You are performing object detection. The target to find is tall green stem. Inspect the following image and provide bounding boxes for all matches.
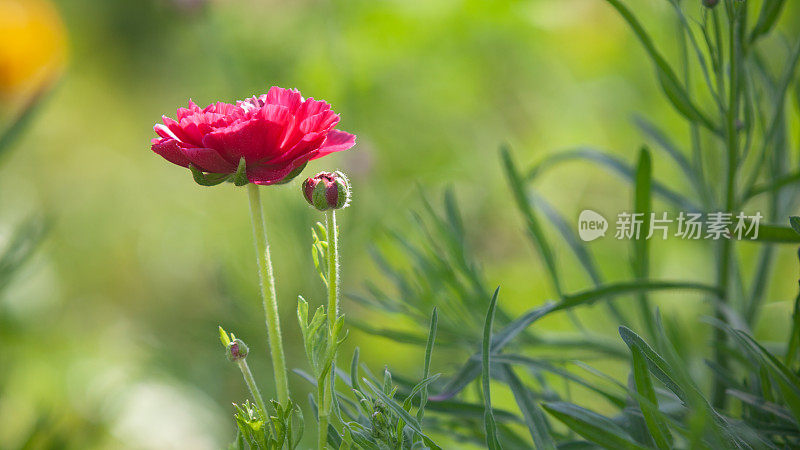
[712,5,742,408]
[318,210,340,450]
[247,183,290,405]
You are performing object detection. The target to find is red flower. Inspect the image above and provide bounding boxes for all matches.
[151,86,356,185]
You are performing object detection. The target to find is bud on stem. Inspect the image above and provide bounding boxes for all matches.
[302,171,351,211]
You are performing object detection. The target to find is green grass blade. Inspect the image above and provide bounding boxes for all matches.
[631,346,671,449]
[362,379,442,450]
[493,354,626,409]
[542,402,648,450]
[633,116,705,197]
[633,147,654,337]
[501,145,564,298]
[747,224,800,243]
[602,0,718,133]
[0,80,56,158]
[526,147,700,212]
[619,326,687,403]
[482,287,503,450]
[417,307,438,422]
[555,280,719,312]
[749,0,787,44]
[501,365,556,450]
[433,281,716,400]
[529,193,628,324]
[350,348,360,393]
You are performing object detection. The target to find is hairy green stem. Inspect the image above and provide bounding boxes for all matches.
[326,210,340,330]
[237,358,268,415]
[247,183,290,405]
[318,375,329,450]
[318,210,340,450]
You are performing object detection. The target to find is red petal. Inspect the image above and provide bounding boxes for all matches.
[152,139,191,168]
[313,130,356,158]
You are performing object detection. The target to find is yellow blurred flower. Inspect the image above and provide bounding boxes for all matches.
[0,0,67,96]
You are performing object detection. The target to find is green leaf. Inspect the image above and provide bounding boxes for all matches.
[542,402,648,450]
[556,281,720,312]
[219,326,231,347]
[501,146,564,297]
[232,157,249,186]
[529,194,628,324]
[482,287,503,450]
[433,281,716,401]
[749,0,787,44]
[417,307,438,422]
[602,0,718,133]
[501,365,556,450]
[633,146,654,336]
[526,147,700,212]
[189,164,231,186]
[748,224,800,243]
[790,217,800,236]
[0,80,56,158]
[729,329,800,424]
[630,345,671,449]
[619,326,687,404]
[350,348,360,393]
[362,379,442,450]
[633,116,704,200]
[492,354,626,409]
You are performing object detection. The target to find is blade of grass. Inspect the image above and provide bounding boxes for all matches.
[631,345,672,449]
[417,307,438,422]
[633,147,655,338]
[603,0,718,134]
[749,0,787,44]
[501,365,556,450]
[432,281,717,400]
[542,402,648,450]
[482,287,503,450]
[525,147,701,212]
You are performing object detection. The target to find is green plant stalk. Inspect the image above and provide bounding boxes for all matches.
[237,358,268,416]
[317,370,329,450]
[318,210,340,450]
[247,183,290,405]
[712,6,742,408]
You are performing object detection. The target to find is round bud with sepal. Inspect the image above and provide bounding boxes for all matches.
[302,171,351,211]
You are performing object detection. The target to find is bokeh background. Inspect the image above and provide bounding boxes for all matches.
[2,0,800,448]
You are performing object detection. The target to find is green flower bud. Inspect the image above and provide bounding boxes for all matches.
[226,339,249,362]
[302,171,351,211]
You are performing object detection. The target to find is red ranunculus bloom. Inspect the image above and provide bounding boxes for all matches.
[151,86,356,185]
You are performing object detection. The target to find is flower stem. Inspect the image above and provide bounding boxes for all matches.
[318,376,329,450]
[237,358,268,415]
[247,183,290,405]
[318,210,340,450]
[326,210,340,330]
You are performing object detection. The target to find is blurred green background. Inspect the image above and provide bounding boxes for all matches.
[1,0,800,448]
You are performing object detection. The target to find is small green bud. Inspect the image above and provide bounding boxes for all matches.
[226,339,249,362]
[302,171,351,211]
